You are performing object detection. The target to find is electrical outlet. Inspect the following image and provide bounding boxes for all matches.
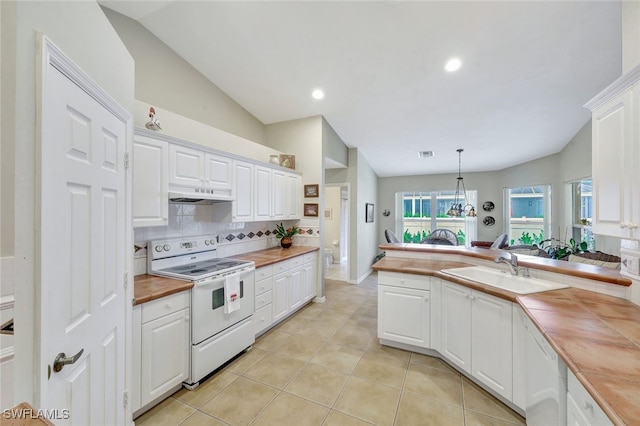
[621,250,640,276]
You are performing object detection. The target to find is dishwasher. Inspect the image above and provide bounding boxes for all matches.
[523,313,567,425]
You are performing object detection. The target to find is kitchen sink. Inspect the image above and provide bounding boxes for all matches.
[441,266,569,294]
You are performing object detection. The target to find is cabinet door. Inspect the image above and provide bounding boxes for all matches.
[592,90,634,237]
[512,305,527,411]
[290,267,303,311]
[169,144,204,188]
[471,291,513,400]
[254,165,272,221]
[378,285,430,348]
[140,308,190,407]
[441,281,472,372]
[286,173,301,219]
[273,272,290,322]
[272,169,287,220]
[204,153,233,196]
[232,160,254,222]
[133,135,168,227]
[302,258,317,302]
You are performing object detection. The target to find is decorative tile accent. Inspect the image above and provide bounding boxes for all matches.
[237,233,246,240]
[265,230,271,236]
[247,232,255,239]
[225,234,235,241]
[307,229,314,235]
[257,231,264,237]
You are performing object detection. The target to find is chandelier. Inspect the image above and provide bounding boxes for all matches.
[446,149,476,218]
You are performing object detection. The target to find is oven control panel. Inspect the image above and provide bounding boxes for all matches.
[149,235,218,259]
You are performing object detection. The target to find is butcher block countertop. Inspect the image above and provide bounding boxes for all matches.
[228,246,319,268]
[373,249,640,425]
[133,246,319,305]
[133,274,193,306]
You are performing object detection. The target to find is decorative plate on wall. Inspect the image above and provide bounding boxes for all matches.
[483,216,496,227]
[482,201,495,212]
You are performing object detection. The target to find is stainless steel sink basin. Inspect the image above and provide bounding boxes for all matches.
[441,266,569,294]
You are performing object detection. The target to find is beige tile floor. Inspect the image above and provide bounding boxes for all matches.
[135,272,526,426]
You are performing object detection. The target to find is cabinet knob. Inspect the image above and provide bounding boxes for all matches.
[165,303,172,309]
[185,316,190,321]
[620,222,628,229]
[630,223,638,229]
[583,401,593,411]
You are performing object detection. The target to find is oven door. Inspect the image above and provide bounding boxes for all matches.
[192,268,255,344]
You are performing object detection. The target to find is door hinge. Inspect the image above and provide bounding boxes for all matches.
[123,390,128,408]
[124,152,130,169]
[123,272,128,289]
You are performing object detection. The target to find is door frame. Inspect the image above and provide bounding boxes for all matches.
[32,34,133,420]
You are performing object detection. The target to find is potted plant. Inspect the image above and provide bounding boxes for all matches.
[275,222,300,249]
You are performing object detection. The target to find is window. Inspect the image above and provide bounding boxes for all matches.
[504,185,550,246]
[400,191,477,245]
[572,179,594,250]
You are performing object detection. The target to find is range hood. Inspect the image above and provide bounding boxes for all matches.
[169,187,235,204]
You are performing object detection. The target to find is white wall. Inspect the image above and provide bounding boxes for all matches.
[354,149,378,283]
[623,0,640,73]
[322,117,349,167]
[7,0,135,407]
[102,7,267,144]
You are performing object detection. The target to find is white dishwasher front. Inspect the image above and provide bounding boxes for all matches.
[524,314,567,426]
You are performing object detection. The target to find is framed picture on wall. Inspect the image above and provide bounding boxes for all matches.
[324,208,332,220]
[366,203,374,223]
[304,203,319,217]
[304,184,319,198]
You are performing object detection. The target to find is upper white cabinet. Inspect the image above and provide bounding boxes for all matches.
[204,153,233,198]
[254,165,272,221]
[252,164,300,222]
[232,160,254,222]
[169,144,205,188]
[133,134,168,227]
[586,66,640,238]
[286,173,301,219]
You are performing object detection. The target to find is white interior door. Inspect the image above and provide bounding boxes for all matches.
[38,39,129,425]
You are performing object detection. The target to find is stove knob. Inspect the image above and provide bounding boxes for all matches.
[154,245,162,253]
[210,239,216,245]
[204,240,210,246]
[163,244,170,251]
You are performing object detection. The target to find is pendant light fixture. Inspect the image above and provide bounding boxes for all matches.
[446,149,476,218]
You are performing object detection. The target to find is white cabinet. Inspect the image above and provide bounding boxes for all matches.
[133,291,190,415]
[567,370,613,426]
[232,160,254,222]
[587,70,640,238]
[273,267,291,322]
[254,265,274,336]
[169,144,233,198]
[302,252,317,302]
[169,144,205,188]
[133,134,168,227]
[441,280,513,401]
[253,165,301,222]
[512,305,527,411]
[378,272,431,348]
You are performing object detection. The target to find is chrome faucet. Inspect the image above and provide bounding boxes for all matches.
[495,252,519,276]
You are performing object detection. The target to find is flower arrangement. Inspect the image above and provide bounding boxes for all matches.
[274,222,301,239]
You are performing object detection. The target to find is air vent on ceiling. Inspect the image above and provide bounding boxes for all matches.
[418,150,435,158]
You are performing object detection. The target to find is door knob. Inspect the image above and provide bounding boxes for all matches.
[53,348,84,373]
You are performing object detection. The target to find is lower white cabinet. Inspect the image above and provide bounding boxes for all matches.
[133,291,190,416]
[378,272,431,348]
[567,370,613,426]
[440,280,513,401]
[257,252,318,333]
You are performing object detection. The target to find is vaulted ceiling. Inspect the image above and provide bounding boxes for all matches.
[101,1,622,177]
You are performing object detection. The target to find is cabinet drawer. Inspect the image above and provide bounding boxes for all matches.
[272,259,291,275]
[255,290,273,311]
[255,277,273,296]
[141,291,190,324]
[378,271,430,290]
[255,265,273,281]
[254,303,273,336]
[568,370,613,425]
[302,252,316,264]
[289,256,304,268]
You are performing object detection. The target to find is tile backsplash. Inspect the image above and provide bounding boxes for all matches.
[133,203,320,275]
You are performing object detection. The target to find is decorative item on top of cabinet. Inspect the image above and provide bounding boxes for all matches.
[279,154,295,169]
[269,154,280,165]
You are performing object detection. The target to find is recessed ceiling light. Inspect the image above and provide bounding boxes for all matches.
[311,89,325,100]
[418,150,435,158]
[445,58,462,72]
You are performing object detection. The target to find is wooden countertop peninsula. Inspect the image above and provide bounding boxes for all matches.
[374,243,639,425]
[133,246,319,305]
